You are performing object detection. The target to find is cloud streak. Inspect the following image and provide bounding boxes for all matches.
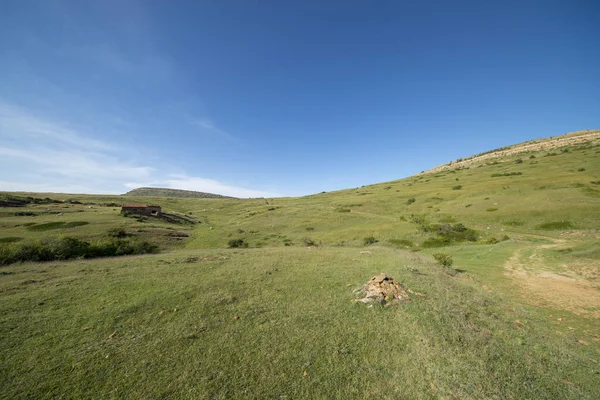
[0,102,277,197]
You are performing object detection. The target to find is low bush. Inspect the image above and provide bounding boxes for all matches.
[106,227,128,238]
[486,237,500,244]
[0,237,23,244]
[406,197,416,205]
[302,237,316,246]
[336,208,351,213]
[577,168,586,172]
[486,208,498,212]
[227,239,248,248]
[501,234,510,241]
[0,235,159,266]
[452,185,462,190]
[389,238,413,248]
[363,236,378,246]
[433,253,453,267]
[503,220,524,226]
[535,221,575,230]
[490,172,522,177]
[515,158,523,164]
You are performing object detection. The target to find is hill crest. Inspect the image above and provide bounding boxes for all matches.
[124,187,235,199]
[422,129,600,175]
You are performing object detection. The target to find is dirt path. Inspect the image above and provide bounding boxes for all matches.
[504,239,600,318]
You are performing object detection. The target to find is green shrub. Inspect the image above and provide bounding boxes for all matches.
[389,239,413,248]
[515,159,523,164]
[0,235,158,265]
[302,237,316,247]
[501,234,510,241]
[363,236,378,246]
[26,221,89,232]
[486,237,500,244]
[433,253,453,267]
[535,221,575,230]
[0,237,23,244]
[406,197,416,205]
[577,168,586,172]
[486,208,498,212]
[490,172,522,177]
[336,208,351,213]
[106,227,128,238]
[529,154,536,159]
[452,185,462,190]
[227,239,248,248]
[503,220,524,226]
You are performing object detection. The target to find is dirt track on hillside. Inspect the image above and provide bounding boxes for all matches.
[504,239,600,318]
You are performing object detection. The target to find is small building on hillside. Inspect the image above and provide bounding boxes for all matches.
[121,204,161,216]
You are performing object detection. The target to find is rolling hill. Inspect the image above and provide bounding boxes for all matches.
[124,187,235,199]
[1,129,599,398]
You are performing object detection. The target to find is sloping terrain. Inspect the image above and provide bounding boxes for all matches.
[125,187,236,199]
[1,130,599,398]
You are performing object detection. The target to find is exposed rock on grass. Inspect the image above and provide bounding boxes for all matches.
[356,273,422,305]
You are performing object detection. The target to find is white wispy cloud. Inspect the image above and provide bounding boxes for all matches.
[0,102,276,197]
[190,117,239,143]
[161,176,278,198]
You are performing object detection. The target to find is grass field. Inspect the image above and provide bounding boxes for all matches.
[1,131,599,398]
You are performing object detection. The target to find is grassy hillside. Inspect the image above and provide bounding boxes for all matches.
[1,130,599,398]
[125,187,235,199]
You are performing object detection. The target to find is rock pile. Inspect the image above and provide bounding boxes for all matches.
[356,273,419,305]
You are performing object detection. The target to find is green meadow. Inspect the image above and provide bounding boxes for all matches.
[1,131,599,398]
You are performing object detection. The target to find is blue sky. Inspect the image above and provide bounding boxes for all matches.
[1,1,598,197]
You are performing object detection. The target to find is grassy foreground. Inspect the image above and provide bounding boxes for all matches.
[1,247,598,399]
[1,130,599,398]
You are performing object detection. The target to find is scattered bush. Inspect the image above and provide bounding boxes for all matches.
[503,220,524,226]
[433,253,453,267]
[15,211,36,216]
[491,172,522,177]
[591,181,600,185]
[336,208,351,213]
[389,239,413,248]
[486,237,500,244]
[27,221,89,232]
[0,235,158,265]
[577,168,586,172]
[406,197,416,205]
[501,234,510,241]
[486,208,498,212]
[413,217,478,248]
[106,227,128,238]
[302,237,316,246]
[305,227,315,231]
[0,237,23,244]
[363,236,378,246]
[536,221,575,231]
[227,239,248,248]
[515,158,523,164]
[452,185,462,190]
[529,155,536,159]
[465,204,472,208]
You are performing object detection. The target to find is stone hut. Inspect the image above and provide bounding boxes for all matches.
[121,204,161,216]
